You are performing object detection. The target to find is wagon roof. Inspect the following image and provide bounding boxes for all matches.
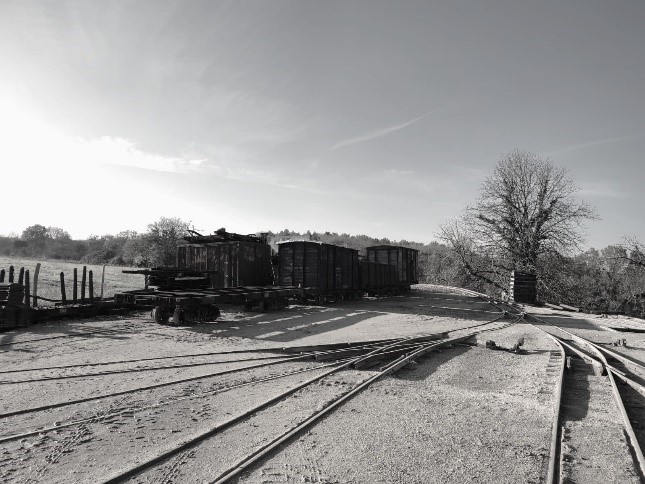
[366,245,419,253]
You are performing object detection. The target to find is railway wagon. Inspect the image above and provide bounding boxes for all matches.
[177,230,273,289]
[366,245,419,289]
[278,241,361,301]
[359,260,398,295]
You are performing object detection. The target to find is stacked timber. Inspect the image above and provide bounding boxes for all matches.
[509,271,537,303]
[0,283,25,330]
[0,283,24,305]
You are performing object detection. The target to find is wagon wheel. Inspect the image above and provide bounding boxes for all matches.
[151,306,169,324]
[172,307,186,326]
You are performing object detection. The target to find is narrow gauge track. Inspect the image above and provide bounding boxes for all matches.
[0,347,286,375]
[522,311,645,483]
[0,327,140,348]
[0,358,354,445]
[0,335,446,419]
[97,314,516,484]
[0,354,294,385]
[0,354,315,419]
[0,337,442,384]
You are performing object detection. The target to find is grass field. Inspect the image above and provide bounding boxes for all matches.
[0,257,144,305]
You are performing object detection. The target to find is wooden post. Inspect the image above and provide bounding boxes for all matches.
[32,263,41,308]
[100,265,106,300]
[89,270,94,303]
[60,272,67,304]
[18,267,24,285]
[0,269,4,283]
[81,266,87,302]
[8,266,14,283]
[24,270,30,307]
[73,268,78,302]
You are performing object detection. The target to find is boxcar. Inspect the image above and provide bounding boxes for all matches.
[359,260,398,295]
[177,231,273,289]
[366,245,419,289]
[277,241,360,301]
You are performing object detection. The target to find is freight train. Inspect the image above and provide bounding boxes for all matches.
[117,229,419,324]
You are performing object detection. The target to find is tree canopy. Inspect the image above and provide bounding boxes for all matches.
[440,150,598,290]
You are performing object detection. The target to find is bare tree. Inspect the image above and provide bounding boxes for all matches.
[439,150,597,288]
[619,236,645,268]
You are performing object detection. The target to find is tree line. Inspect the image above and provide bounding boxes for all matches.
[1,151,644,318]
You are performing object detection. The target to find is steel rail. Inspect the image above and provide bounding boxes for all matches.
[97,341,400,484]
[541,333,566,484]
[0,354,295,385]
[208,329,505,484]
[0,358,355,445]
[101,313,514,484]
[527,313,645,480]
[0,355,316,419]
[0,327,138,348]
[0,334,444,419]
[0,348,286,375]
[99,331,481,484]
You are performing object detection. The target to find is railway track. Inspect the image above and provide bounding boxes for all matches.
[519,311,645,483]
[1,286,516,483]
[0,347,285,375]
[446,286,645,483]
[94,315,515,483]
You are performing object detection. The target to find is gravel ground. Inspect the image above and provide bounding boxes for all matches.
[0,285,643,483]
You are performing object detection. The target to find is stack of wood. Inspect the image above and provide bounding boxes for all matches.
[0,283,25,330]
[509,271,537,303]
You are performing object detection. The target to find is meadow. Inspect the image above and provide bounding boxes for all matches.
[0,257,144,305]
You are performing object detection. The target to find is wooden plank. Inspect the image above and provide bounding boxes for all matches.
[32,263,41,308]
[544,302,564,310]
[560,303,580,312]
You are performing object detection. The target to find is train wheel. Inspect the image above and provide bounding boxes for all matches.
[151,306,169,324]
[172,307,185,326]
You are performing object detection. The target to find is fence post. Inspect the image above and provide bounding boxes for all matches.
[89,270,94,303]
[73,268,78,302]
[24,270,30,307]
[33,263,41,308]
[0,269,4,283]
[100,265,106,300]
[81,266,87,302]
[8,266,14,283]
[60,272,67,304]
[18,267,24,285]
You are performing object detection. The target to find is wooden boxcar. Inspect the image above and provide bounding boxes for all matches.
[277,241,360,300]
[359,260,398,295]
[366,245,419,289]
[177,231,273,289]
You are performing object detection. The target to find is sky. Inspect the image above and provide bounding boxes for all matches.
[0,0,643,248]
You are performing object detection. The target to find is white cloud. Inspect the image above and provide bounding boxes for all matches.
[544,134,643,156]
[331,111,436,150]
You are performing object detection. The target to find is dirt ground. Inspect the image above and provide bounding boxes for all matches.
[0,284,643,483]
